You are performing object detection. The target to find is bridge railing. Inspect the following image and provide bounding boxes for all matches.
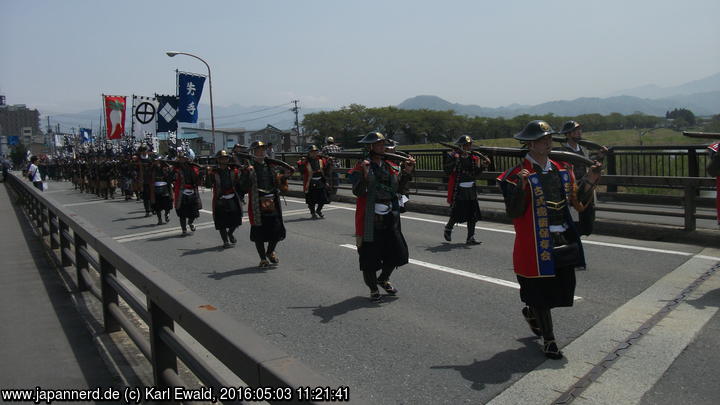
[6,172,342,405]
[275,152,716,232]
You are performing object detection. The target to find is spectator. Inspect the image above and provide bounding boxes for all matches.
[28,156,43,190]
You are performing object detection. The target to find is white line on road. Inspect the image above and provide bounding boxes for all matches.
[299,198,718,261]
[339,243,582,300]
[63,199,111,207]
[113,207,339,243]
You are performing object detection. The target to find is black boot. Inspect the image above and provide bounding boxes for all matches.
[533,307,563,359]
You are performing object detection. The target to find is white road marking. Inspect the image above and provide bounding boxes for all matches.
[339,243,581,300]
[299,199,717,261]
[63,199,111,207]
[113,207,338,243]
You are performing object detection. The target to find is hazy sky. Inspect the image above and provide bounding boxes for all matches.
[1,0,719,114]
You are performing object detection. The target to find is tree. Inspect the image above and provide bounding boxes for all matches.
[10,143,28,167]
[666,108,696,126]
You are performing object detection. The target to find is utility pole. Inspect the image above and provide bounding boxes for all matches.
[291,99,301,150]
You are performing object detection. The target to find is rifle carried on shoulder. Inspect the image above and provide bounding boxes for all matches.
[551,136,606,150]
[233,152,295,171]
[439,142,492,165]
[327,151,413,163]
[471,146,596,167]
[682,131,720,140]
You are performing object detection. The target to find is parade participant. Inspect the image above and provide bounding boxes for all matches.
[210,150,244,248]
[137,146,154,217]
[385,139,412,213]
[556,120,608,237]
[443,135,488,245]
[97,155,116,199]
[349,132,415,301]
[119,155,137,200]
[497,120,601,359]
[321,136,342,195]
[297,145,332,219]
[172,151,202,236]
[149,159,173,225]
[241,141,294,268]
[707,141,720,226]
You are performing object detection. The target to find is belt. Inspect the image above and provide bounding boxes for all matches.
[459,181,474,188]
[374,203,391,215]
[182,189,195,196]
[221,193,235,199]
[546,200,567,211]
[154,181,167,186]
[311,176,322,180]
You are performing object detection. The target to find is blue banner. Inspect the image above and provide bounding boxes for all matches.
[80,128,93,143]
[177,72,206,123]
[155,94,179,132]
[7,136,19,145]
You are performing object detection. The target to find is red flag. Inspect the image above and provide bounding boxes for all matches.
[104,95,127,139]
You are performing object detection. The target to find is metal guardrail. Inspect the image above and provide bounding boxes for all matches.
[6,172,342,405]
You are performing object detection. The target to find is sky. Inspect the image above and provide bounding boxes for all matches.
[1,0,719,115]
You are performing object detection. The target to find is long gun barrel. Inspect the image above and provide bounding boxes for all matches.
[327,151,412,162]
[473,146,596,167]
[682,131,720,140]
[551,136,606,151]
[439,142,492,164]
[233,152,295,171]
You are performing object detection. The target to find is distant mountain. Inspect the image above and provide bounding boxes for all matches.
[397,92,720,118]
[608,72,720,99]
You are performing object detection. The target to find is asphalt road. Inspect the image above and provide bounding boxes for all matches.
[42,181,717,404]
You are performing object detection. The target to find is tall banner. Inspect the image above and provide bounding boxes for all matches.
[177,72,206,123]
[103,95,127,139]
[79,128,93,143]
[132,95,158,138]
[156,94,179,132]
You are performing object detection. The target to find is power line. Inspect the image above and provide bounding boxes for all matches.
[212,102,292,119]
[231,109,292,123]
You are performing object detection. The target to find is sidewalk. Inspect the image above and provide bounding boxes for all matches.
[0,183,118,389]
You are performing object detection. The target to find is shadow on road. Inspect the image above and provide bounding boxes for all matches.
[289,295,398,323]
[126,223,162,230]
[686,287,720,310]
[179,245,225,256]
[430,337,565,391]
[112,215,149,222]
[424,242,472,253]
[205,266,270,280]
[284,217,317,223]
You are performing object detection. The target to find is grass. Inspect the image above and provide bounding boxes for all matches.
[397,128,703,150]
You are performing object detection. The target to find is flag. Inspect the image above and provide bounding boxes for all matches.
[103,95,127,139]
[79,128,92,143]
[132,95,158,138]
[7,136,19,145]
[156,94,179,132]
[177,72,205,123]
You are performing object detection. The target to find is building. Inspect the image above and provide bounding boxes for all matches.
[177,124,296,155]
[0,100,45,155]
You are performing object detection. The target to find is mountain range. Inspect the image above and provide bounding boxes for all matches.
[45,72,720,133]
[398,73,720,118]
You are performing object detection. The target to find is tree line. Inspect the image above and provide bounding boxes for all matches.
[302,105,668,148]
